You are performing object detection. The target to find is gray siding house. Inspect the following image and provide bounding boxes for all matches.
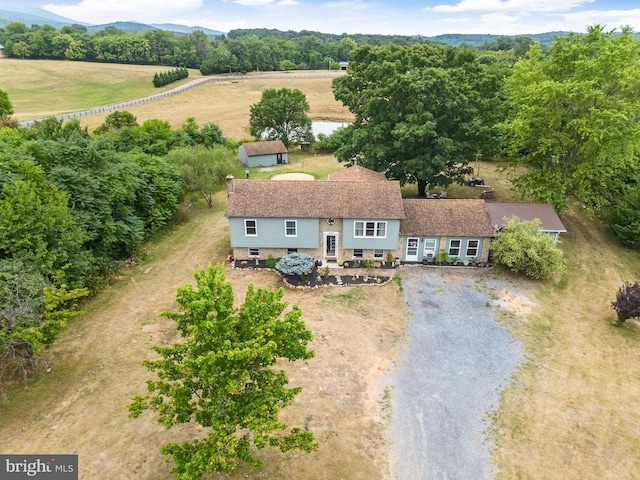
[400,199,496,263]
[224,173,405,263]
[224,165,566,265]
[238,140,288,167]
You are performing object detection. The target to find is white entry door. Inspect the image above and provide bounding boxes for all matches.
[405,237,419,262]
[324,232,338,259]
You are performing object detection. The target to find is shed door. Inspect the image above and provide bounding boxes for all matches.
[405,238,419,262]
[277,153,283,164]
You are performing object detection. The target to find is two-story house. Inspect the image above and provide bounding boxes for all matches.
[224,172,405,263]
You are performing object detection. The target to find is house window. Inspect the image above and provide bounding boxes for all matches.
[285,220,297,237]
[248,248,260,257]
[354,221,387,238]
[466,240,479,257]
[424,239,437,259]
[374,249,384,259]
[287,248,298,254]
[448,239,461,257]
[244,219,257,236]
[353,249,364,258]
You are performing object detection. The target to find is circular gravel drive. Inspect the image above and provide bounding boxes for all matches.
[390,267,524,480]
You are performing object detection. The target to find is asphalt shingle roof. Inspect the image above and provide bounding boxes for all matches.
[241,140,288,156]
[327,165,387,182]
[225,178,405,219]
[400,199,496,237]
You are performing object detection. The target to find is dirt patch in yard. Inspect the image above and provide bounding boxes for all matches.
[0,200,406,480]
[271,172,315,180]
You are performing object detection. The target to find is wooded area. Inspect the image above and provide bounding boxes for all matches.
[0,21,532,73]
[0,112,243,391]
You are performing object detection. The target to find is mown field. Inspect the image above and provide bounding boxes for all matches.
[1,59,640,479]
[1,59,352,139]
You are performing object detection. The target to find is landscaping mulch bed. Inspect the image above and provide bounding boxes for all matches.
[232,259,393,288]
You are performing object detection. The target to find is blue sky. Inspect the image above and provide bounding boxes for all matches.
[4,0,640,36]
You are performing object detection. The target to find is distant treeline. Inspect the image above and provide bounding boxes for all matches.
[0,21,536,74]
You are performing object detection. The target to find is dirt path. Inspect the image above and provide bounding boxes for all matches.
[0,200,406,480]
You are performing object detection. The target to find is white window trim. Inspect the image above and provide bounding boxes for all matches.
[284,219,297,237]
[466,239,480,257]
[448,239,461,257]
[248,248,260,258]
[354,220,387,239]
[353,249,364,259]
[374,249,384,259]
[424,239,437,258]
[244,219,257,237]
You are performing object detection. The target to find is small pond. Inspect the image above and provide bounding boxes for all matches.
[312,121,350,137]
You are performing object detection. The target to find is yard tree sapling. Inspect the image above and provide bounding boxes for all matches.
[491,217,565,280]
[249,87,313,147]
[611,281,640,326]
[128,264,316,479]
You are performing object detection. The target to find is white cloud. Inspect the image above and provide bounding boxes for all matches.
[427,0,594,14]
[561,8,640,31]
[43,0,204,24]
[319,0,373,12]
[231,0,275,6]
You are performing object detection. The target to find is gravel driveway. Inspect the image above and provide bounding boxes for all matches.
[390,267,523,480]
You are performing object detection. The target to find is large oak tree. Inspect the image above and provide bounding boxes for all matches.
[332,43,503,197]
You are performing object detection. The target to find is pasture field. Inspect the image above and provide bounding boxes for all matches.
[0,59,203,121]
[1,60,639,479]
[0,59,352,139]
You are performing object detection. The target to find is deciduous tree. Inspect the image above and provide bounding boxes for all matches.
[0,89,14,117]
[500,25,640,211]
[332,43,501,196]
[166,145,238,207]
[249,87,313,147]
[129,264,316,478]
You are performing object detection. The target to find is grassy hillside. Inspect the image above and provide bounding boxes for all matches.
[1,59,352,139]
[0,59,202,122]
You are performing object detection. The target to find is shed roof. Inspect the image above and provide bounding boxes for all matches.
[225,179,405,219]
[241,140,288,157]
[400,199,496,237]
[486,203,566,232]
[328,165,387,182]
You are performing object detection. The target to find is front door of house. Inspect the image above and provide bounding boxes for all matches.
[324,232,338,259]
[406,237,419,262]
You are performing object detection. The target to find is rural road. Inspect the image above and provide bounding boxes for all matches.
[390,267,523,480]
